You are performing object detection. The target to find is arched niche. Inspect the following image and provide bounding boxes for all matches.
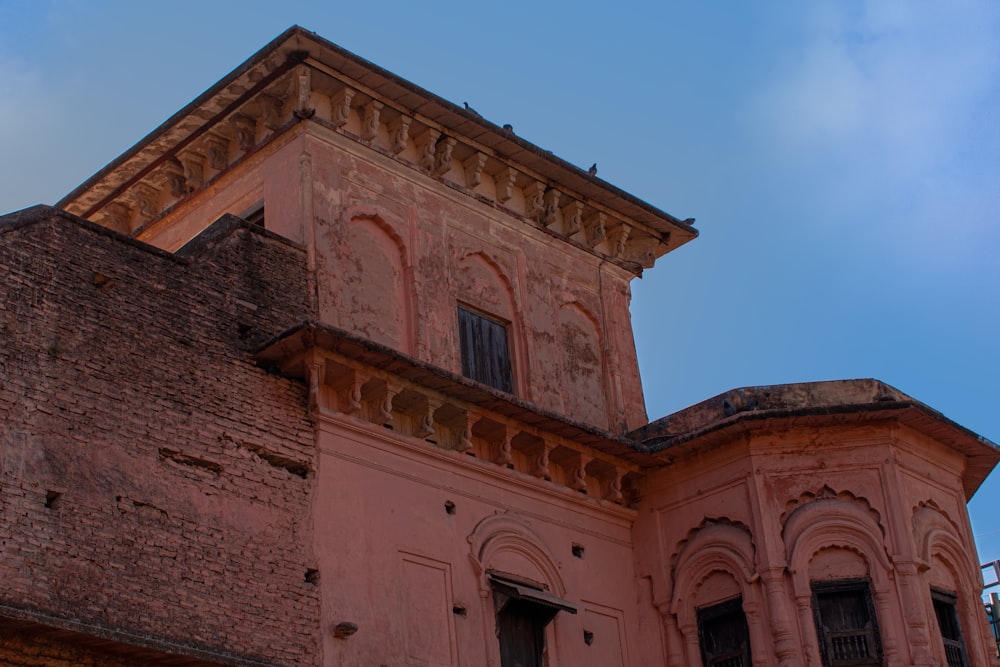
[468,513,564,596]
[913,503,992,666]
[338,211,412,353]
[556,301,607,429]
[668,520,765,667]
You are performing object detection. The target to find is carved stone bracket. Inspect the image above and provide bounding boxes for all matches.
[259,92,285,130]
[178,150,206,190]
[131,183,161,224]
[418,129,441,171]
[294,66,315,118]
[104,201,134,235]
[162,159,189,198]
[542,188,561,229]
[607,224,630,259]
[585,212,607,248]
[561,200,583,237]
[362,100,383,142]
[524,181,545,222]
[463,152,487,188]
[330,87,355,128]
[204,132,231,170]
[434,136,456,175]
[231,114,257,153]
[494,167,517,204]
[390,115,411,155]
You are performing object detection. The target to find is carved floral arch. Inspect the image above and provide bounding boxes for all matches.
[670,519,757,618]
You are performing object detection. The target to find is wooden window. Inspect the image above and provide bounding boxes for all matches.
[697,597,752,667]
[491,575,577,667]
[932,590,968,667]
[812,580,882,667]
[458,306,513,394]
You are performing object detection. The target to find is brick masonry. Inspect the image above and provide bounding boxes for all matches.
[0,207,318,665]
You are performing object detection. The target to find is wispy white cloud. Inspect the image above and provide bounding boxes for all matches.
[751,0,1000,267]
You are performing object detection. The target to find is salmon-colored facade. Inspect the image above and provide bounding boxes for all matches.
[1,27,996,667]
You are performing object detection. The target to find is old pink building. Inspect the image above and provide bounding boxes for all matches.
[1,27,996,667]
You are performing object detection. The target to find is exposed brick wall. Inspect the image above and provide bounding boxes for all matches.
[0,209,319,665]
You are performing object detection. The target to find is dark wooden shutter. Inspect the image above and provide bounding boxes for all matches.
[932,591,968,667]
[697,598,752,667]
[812,580,882,667]
[458,306,513,393]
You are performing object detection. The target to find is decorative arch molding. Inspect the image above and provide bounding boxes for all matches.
[912,501,994,666]
[670,519,757,618]
[467,512,565,597]
[781,485,884,538]
[783,496,893,595]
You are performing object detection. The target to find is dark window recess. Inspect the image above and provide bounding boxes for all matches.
[491,575,577,667]
[458,306,513,393]
[241,202,265,227]
[697,597,752,667]
[812,580,882,667]
[932,590,968,667]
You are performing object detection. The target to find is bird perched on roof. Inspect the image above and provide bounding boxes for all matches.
[463,101,482,117]
[502,123,514,133]
[588,163,598,176]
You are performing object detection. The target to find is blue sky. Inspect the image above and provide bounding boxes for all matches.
[2,2,999,560]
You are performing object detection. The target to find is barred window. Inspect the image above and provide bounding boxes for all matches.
[932,590,968,667]
[812,579,882,667]
[697,597,752,667]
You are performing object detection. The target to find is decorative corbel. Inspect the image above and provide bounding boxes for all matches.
[456,413,475,453]
[434,136,456,175]
[362,100,383,142]
[163,158,188,198]
[608,224,630,259]
[542,188,561,229]
[524,181,545,222]
[530,441,552,480]
[624,236,662,268]
[131,182,160,224]
[204,132,230,170]
[307,359,323,419]
[231,114,257,153]
[605,467,625,504]
[415,397,439,440]
[585,212,607,248]
[490,427,513,466]
[417,128,441,171]
[561,200,584,236]
[571,454,592,493]
[104,201,134,234]
[259,92,285,130]
[178,150,206,190]
[294,67,315,119]
[463,152,487,188]
[390,115,411,154]
[330,87,355,128]
[494,166,517,204]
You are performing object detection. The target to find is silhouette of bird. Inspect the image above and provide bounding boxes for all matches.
[502,123,514,133]
[588,163,598,176]
[463,101,482,117]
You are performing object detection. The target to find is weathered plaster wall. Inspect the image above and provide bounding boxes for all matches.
[304,128,647,433]
[312,415,664,667]
[0,211,319,665]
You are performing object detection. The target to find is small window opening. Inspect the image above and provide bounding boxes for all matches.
[458,306,513,394]
[697,597,752,667]
[932,590,968,667]
[240,202,265,227]
[812,579,882,667]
